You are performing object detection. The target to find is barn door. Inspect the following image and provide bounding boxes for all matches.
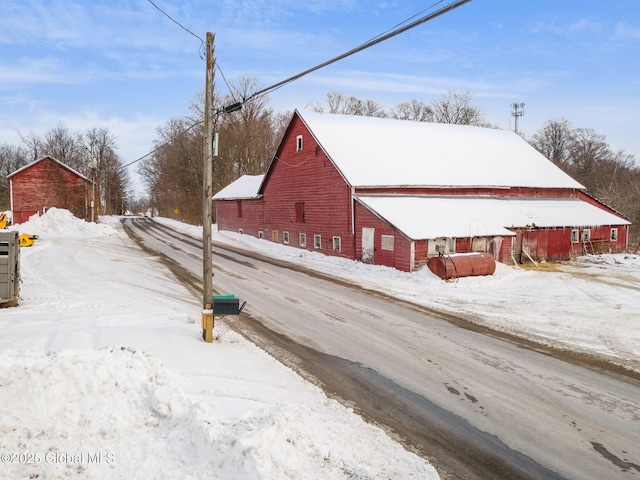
[362,227,375,264]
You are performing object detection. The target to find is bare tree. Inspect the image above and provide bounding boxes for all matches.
[217,76,278,181]
[530,119,573,169]
[41,126,87,173]
[429,90,487,126]
[139,117,204,223]
[84,128,130,215]
[569,128,613,192]
[0,143,29,210]
[391,99,433,121]
[17,132,44,162]
[314,91,386,117]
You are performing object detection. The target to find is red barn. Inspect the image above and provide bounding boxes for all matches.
[214,110,630,272]
[7,156,93,224]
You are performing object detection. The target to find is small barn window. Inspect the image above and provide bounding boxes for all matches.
[236,200,242,218]
[314,234,321,249]
[610,228,618,241]
[296,135,303,152]
[299,233,306,247]
[283,231,289,245]
[571,229,579,243]
[582,229,591,242]
[295,202,305,223]
[258,230,264,239]
[272,230,279,242]
[332,236,341,252]
[381,235,394,251]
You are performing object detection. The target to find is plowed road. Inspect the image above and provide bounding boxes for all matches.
[122,217,640,480]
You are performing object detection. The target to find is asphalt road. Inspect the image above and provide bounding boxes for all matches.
[122,217,640,480]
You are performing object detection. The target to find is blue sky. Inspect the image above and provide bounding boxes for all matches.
[1,0,639,194]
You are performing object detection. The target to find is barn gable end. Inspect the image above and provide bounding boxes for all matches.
[8,156,92,224]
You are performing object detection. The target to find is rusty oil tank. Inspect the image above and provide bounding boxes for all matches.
[427,252,496,280]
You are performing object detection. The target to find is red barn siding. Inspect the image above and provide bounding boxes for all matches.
[215,198,264,237]
[10,157,90,223]
[520,225,628,262]
[354,201,413,271]
[261,116,355,259]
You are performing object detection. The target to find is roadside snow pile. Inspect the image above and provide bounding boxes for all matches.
[0,346,436,479]
[13,208,116,237]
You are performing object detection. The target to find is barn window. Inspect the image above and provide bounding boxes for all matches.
[610,228,618,241]
[570,229,579,243]
[314,234,321,249]
[381,235,394,251]
[582,229,591,242]
[283,231,289,245]
[272,230,279,242]
[258,230,264,239]
[332,236,341,252]
[236,200,242,218]
[299,233,306,247]
[296,135,303,152]
[295,202,305,223]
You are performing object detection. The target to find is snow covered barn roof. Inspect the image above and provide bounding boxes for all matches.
[7,155,90,182]
[356,196,631,240]
[213,174,264,200]
[298,110,585,190]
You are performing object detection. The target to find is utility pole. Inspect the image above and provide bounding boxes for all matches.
[511,102,525,134]
[202,32,215,310]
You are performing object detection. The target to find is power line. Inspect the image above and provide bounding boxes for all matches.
[145,0,235,95]
[119,120,203,169]
[243,0,472,104]
[128,0,472,171]
[358,0,446,47]
[146,0,204,45]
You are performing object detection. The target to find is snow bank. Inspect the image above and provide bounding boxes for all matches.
[13,208,116,237]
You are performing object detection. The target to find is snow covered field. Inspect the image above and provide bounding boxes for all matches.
[1,208,639,479]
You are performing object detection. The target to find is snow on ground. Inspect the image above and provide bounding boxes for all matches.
[1,209,437,480]
[2,209,639,479]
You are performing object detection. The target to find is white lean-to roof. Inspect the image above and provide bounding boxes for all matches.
[213,174,264,200]
[356,196,631,240]
[299,110,585,190]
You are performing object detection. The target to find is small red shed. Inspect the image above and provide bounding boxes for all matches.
[7,156,92,224]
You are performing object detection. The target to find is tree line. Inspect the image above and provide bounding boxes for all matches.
[0,127,132,217]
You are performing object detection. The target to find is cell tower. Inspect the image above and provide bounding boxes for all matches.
[511,102,525,134]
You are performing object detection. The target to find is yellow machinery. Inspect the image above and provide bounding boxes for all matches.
[0,213,37,247]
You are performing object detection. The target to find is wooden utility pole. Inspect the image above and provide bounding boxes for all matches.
[202,32,215,309]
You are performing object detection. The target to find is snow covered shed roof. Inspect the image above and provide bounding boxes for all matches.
[356,196,631,240]
[213,174,264,200]
[298,110,585,190]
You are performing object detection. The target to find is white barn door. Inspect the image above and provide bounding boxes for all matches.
[362,227,375,264]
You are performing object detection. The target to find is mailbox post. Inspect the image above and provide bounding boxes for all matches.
[202,295,246,343]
